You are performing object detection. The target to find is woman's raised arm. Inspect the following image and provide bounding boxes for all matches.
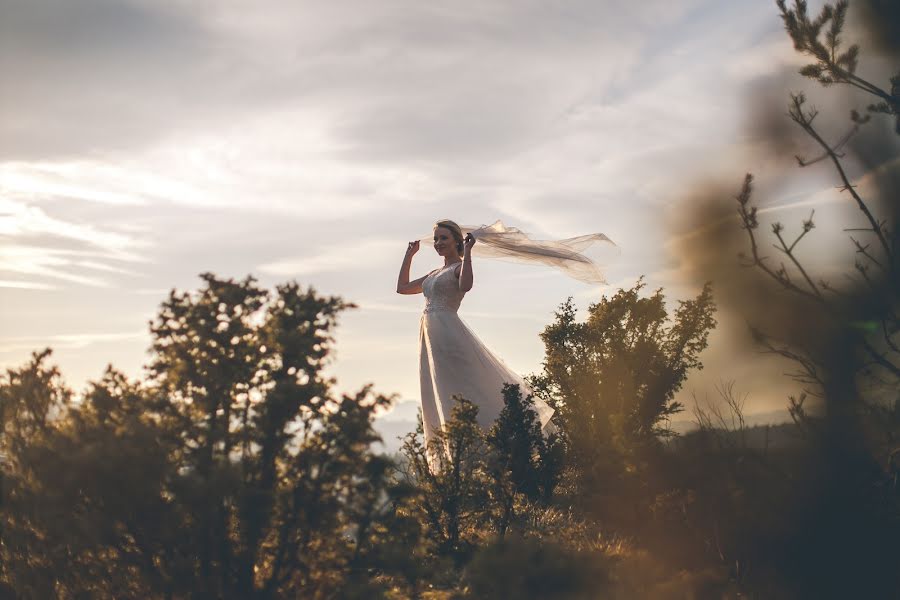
[458,233,475,292]
[397,241,427,294]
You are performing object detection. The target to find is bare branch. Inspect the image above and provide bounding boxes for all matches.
[850,236,884,269]
[771,214,821,296]
[788,94,894,271]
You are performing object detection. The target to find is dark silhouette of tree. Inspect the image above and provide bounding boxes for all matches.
[399,383,566,555]
[0,348,68,442]
[0,350,78,598]
[398,390,589,592]
[0,275,416,599]
[400,397,492,561]
[486,384,563,504]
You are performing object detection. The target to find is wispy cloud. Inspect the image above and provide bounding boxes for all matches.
[0,330,146,354]
[0,163,151,206]
[259,239,398,276]
[0,195,149,287]
[0,198,140,255]
[665,160,893,250]
[0,246,117,287]
[0,279,58,290]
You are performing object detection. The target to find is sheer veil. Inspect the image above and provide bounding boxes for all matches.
[422,220,615,285]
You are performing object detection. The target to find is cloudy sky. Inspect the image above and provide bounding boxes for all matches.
[4,0,869,425]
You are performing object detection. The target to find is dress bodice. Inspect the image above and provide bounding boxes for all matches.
[422,263,466,314]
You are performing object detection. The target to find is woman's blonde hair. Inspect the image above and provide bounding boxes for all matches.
[434,219,465,257]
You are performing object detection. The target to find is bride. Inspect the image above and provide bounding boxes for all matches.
[396,219,556,449]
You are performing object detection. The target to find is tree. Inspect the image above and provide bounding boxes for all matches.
[529,280,716,496]
[400,397,492,561]
[777,0,899,132]
[0,274,416,599]
[0,350,79,598]
[486,384,564,504]
[687,1,900,594]
[735,0,898,468]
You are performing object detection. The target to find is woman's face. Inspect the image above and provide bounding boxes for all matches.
[433,226,456,257]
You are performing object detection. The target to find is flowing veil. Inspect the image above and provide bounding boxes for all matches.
[421,220,615,284]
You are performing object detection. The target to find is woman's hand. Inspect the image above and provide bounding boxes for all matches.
[463,233,476,254]
[398,240,425,294]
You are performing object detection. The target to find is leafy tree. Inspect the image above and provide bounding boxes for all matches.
[0,348,69,443]
[400,397,492,561]
[0,275,416,599]
[0,357,172,598]
[530,280,716,495]
[0,350,77,598]
[486,384,564,504]
[399,388,565,574]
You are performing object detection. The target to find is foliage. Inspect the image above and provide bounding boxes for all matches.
[398,386,565,560]
[740,2,900,432]
[690,1,900,594]
[0,275,415,599]
[529,279,716,494]
[738,0,899,497]
[400,397,493,561]
[486,384,564,504]
[463,536,612,600]
[777,0,900,132]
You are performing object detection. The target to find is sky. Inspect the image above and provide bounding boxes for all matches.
[3,0,871,430]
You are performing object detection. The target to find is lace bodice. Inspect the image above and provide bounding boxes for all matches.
[422,263,466,314]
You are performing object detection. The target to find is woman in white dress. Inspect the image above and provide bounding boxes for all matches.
[396,219,554,449]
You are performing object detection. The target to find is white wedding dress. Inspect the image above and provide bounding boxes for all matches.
[418,262,554,448]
